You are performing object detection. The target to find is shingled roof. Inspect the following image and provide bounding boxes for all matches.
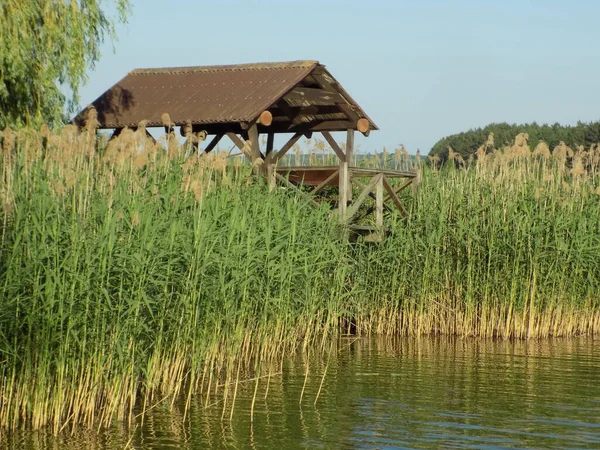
[74,61,377,135]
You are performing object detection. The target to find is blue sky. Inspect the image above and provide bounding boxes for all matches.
[81,0,600,154]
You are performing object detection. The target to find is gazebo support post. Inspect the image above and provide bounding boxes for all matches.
[339,159,348,222]
[247,122,261,169]
[320,131,349,223]
[264,132,275,189]
[375,174,384,232]
[346,129,354,203]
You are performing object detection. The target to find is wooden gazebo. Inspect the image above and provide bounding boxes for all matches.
[74,60,417,239]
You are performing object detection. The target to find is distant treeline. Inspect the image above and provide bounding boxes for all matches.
[429,121,600,159]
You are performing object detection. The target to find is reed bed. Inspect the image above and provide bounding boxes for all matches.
[0,124,347,433]
[351,137,600,338]
[0,125,599,433]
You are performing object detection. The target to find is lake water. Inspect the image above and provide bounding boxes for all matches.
[4,337,600,449]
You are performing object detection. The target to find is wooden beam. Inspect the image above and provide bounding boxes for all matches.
[227,132,244,150]
[352,168,417,179]
[109,127,124,140]
[412,171,420,197]
[265,132,276,188]
[271,105,344,119]
[271,132,303,164]
[339,161,348,222]
[265,132,275,156]
[275,100,297,122]
[351,178,393,214]
[350,178,367,190]
[274,173,317,205]
[346,129,354,202]
[346,173,382,222]
[258,110,273,126]
[202,133,223,154]
[312,72,338,91]
[311,169,339,196]
[290,106,320,124]
[226,132,253,161]
[291,120,356,132]
[311,70,371,135]
[321,131,346,162]
[338,103,360,122]
[267,164,276,190]
[284,87,344,105]
[383,178,413,204]
[248,122,260,163]
[346,129,354,164]
[357,118,370,134]
[382,176,408,217]
[376,175,384,229]
[145,129,156,144]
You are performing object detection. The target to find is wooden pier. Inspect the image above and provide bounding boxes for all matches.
[274,165,417,240]
[264,128,417,240]
[73,60,418,240]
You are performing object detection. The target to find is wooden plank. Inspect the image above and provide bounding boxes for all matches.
[338,161,348,222]
[352,168,417,179]
[348,224,379,232]
[267,164,276,191]
[346,173,382,222]
[276,165,337,171]
[351,178,367,190]
[292,120,356,133]
[264,132,275,164]
[346,129,354,202]
[226,132,252,161]
[271,105,343,120]
[284,87,344,105]
[346,129,354,165]
[338,103,360,122]
[321,131,346,162]
[270,105,322,125]
[290,107,320,125]
[271,132,303,164]
[144,129,156,144]
[383,178,413,203]
[274,173,317,205]
[275,99,297,122]
[376,175,384,229]
[351,178,393,214]
[226,132,245,151]
[311,72,362,126]
[310,169,340,195]
[382,176,408,217]
[312,72,338,91]
[312,68,377,136]
[248,123,260,162]
[203,133,223,154]
[412,171,420,197]
[109,127,123,141]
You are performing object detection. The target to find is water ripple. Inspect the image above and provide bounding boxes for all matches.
[4,337,600,449]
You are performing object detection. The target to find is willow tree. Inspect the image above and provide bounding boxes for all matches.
[0,0,130,128]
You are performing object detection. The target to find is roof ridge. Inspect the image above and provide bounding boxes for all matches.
[130,60,319,75]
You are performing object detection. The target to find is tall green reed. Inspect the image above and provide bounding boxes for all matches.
[1,126,599,434]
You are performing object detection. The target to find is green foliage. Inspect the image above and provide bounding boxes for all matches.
[1,126,600,431]
[430,121,600,160]
[0,0,130,128]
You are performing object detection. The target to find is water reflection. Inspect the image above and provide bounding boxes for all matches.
[4,337,600,449]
